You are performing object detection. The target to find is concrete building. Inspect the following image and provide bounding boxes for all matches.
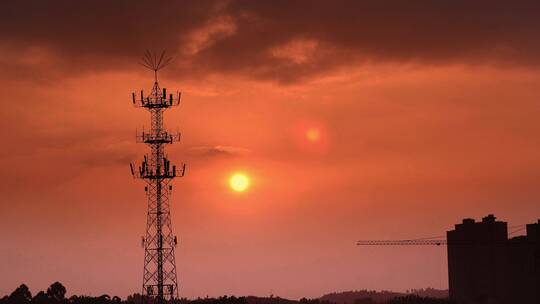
[447,215,539,304]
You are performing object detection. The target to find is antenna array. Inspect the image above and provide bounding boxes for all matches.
[130,51,185,304]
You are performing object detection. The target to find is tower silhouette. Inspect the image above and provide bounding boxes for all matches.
[130,51,185,303]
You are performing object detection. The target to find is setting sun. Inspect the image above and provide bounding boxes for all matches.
[229,173,250,192]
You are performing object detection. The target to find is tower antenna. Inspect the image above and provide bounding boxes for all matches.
[130,51,185,304]
[139,50,173,82]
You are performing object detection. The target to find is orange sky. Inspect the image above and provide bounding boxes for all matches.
[1,0,540,300]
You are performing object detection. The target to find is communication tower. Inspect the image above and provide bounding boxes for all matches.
[130,51,186,303]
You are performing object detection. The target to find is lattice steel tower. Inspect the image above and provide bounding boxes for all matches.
[130,51,186,303]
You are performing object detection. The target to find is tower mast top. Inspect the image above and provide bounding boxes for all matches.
[139,50,173,83]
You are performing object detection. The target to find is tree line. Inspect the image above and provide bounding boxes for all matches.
[1,283,453,304]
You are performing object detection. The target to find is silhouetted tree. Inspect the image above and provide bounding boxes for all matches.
[46,282,66,303]
[32,291,48,304]
[125,293,143,304]
[384,295,453,304]
[353,298,374,304]
[8,285,32,304]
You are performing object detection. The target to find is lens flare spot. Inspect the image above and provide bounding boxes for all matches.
[306,128,321,142]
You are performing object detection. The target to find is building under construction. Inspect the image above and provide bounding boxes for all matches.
[447,215,540,304]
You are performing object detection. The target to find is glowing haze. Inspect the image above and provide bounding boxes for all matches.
[1,0,540,300]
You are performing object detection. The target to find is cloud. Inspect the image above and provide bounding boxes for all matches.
[2,0,540,82]
[189,145,250,158]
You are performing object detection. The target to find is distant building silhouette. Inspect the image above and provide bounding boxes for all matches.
[447,214,540,304]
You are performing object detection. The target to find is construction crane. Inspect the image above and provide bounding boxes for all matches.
[357,239,447,246]
[356,225,529,247]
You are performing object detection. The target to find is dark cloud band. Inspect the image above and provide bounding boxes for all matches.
[2,0,540,82]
